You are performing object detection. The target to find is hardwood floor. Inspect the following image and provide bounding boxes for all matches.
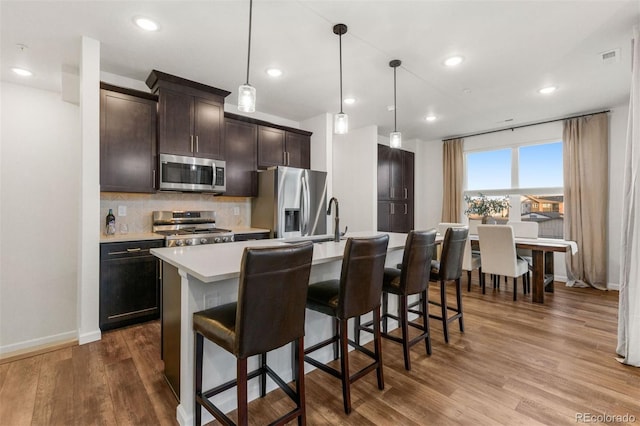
[1,281,638,425]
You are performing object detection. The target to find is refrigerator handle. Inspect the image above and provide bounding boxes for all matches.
[301,175,310,235]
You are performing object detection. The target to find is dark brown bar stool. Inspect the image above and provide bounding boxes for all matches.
[193,242,314,426]
[304,235,389,414]
[356,229,437,371]
[425,227,469,343]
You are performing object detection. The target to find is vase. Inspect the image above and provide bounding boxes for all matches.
[482,216,497,224]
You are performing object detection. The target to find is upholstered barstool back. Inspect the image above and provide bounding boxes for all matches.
[358,229,437,370]
[433,227,469,282]
[428,226,469,343]
[307,235,389,319]
[398,230,437,295]
[305,234,389,414]
[193,242,314,426]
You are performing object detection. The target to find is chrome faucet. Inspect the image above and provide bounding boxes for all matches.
[327,197,340,242]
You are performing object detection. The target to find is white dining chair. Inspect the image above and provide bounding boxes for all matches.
[477,225,529,301]
[507,221,539,285]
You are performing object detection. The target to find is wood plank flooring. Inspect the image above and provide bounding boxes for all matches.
[1,281,638,425]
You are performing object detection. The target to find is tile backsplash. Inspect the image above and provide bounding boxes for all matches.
[100,192,252,235]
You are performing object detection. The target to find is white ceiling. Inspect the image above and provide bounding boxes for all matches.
[2,1,638,141]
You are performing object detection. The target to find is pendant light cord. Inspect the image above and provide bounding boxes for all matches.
[339,32,344,114]
[245,0,253,85]
[393,66,397,132]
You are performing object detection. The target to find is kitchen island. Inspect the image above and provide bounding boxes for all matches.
[151,231,408,426]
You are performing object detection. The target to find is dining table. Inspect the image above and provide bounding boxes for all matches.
[466,235,578,304]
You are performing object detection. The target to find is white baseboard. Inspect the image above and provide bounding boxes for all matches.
[554,274,568,283]
[608,283,620,291]
[0,330,77,355]
[79,329,101,345]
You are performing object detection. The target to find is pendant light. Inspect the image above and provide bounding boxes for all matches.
[238,0,256,112]
[333,24,348,134]
[389,59,402,148]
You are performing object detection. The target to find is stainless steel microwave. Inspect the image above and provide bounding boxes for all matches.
[159,154,226,194]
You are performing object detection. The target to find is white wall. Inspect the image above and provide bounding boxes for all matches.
[0,82,81,353]
[333,125,378,232]
[413,106,630,288]
[415,139,443,230]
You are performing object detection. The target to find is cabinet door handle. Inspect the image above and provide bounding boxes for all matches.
[196,135,199,152]
[390,204,394,215]
[404,188,408,199]
[152,170,156,187]
[190,135,194,152]
[404,204,408,214]
[391,187,394,198]
[287,152,290,165]
[283,151,287,165]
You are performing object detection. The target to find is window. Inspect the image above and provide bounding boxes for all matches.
[465,141,564,238]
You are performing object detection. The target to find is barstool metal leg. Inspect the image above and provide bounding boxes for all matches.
[382,292,389,334]
[456,278,464,332]
[260,352,268,397]
[399,295,411,370]
[420,289,432,355]
[294,337,306,426]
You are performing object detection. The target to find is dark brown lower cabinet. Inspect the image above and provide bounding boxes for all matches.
[378,201,413,233]
[99,239,163,331]
[233,231,270,241]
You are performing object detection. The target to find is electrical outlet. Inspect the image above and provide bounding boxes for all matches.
[118,205,127,216]
[233,207,240,216]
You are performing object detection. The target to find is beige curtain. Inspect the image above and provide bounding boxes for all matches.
[441,138,464,223]
[563,113,608,289]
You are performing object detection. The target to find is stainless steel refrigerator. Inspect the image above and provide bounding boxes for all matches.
[251,166,328,238]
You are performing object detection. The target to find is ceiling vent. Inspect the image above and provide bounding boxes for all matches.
[600,49,620,64]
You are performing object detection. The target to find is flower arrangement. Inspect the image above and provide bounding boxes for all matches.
[464,193,510,217]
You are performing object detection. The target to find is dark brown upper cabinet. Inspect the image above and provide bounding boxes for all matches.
[257,126,311,169]
[224,117,258,197]
[100,83,158,193]
[146,70,230,160]
[225,112,312,172]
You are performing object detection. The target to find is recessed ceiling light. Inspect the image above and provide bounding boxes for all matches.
[387,105,395,111]
[425,115,437,122]
[538,86,557,94]
[266,68,283,77]
[343,97,355,105]
[134,17,159,31]
[444,56,464,67]
[11,67,32,77]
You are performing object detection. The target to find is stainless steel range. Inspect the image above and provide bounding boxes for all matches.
[152,211,234,247]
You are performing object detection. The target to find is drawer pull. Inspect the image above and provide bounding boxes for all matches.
[108,248,150,255]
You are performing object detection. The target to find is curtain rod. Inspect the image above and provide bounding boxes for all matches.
[442,110,611,142]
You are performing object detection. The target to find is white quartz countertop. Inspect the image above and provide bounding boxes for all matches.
[151,231,408,283]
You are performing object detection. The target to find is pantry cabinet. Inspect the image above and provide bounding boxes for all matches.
[377,144,414,232]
